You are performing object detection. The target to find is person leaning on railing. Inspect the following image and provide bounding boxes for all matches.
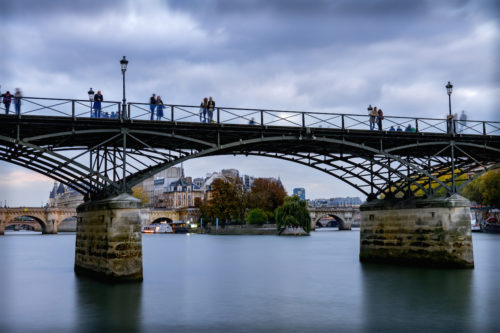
[207,96,215,123]
[149,93,156,120]
[14,88,22,115]
[2,91,12,114]
[93,91,103,118]
[446,114,455,134]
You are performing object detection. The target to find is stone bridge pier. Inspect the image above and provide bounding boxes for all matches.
[360,194,473,268]
[74,194,143,282]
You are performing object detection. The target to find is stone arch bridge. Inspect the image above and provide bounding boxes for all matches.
[0,207,76,234]
[0,207,199,235]
[309,206,360,230]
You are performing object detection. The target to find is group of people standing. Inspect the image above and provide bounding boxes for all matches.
[149,94,165,121]
[1,87,22,115]
[368,105,384,130]
[199,97,216,123]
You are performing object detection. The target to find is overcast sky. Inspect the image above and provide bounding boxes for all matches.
[0,0,498,206]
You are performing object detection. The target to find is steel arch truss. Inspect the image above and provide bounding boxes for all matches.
[1,124,499,201]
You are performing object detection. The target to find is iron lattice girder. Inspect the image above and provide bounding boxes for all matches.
[1,115,500,198]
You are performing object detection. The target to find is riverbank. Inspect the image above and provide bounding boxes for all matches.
[200,223,277,235]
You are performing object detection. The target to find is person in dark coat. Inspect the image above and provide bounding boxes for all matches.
[93,91,103,118]
[377,108,384,131]
[150,93,156,120]
[3,91,12,114]
[207,96,215,122]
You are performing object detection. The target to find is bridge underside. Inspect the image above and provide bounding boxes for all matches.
[1,115,499,201]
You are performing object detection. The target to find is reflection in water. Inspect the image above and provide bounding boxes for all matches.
[3,231,500,332]
[361,263,473,332]
[75,277,142,332]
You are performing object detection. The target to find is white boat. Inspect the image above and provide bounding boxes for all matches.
[142,223,173,234]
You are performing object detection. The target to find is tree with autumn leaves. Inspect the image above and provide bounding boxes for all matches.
[198,176,287,225]
[199,176,247,224]
[461,169,500,208]
[247,178,287,222]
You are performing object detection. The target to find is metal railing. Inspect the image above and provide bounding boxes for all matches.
[1,97,499,135]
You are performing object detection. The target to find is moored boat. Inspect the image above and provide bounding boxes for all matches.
[142,223,173,234]
[481,217,500,233]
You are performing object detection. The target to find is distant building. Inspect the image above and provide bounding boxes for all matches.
[156,177,204,209]
[49,182,84,208]
[308,196,362,208]
[49,166,284,210]
[293,188,306,200]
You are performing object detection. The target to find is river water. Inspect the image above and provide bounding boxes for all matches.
[0,230,499,332]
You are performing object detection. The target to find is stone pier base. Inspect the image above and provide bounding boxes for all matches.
[338,220,352,230]
[74,194,143,282]
[360,194,473,268]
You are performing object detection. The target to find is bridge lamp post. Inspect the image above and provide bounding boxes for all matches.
[120,56,128,120]
[88,88,94,118]
[446,81,453,116]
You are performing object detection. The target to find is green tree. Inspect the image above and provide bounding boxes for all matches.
[246,208,267,225]
[248,178,287,222]
[132,186,149,205]
[461,176,484,204]
[482,170,500,208]
[275,195,311,233]
[202,177,247,224]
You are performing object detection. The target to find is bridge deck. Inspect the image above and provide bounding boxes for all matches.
[1,115,498,160]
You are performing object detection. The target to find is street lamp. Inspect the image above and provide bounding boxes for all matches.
[367,104,373,112]
[120,56,128,120]
[446,81,453,116]
[88,87,94,117]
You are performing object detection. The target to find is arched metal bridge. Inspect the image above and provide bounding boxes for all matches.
[1,97,499,201]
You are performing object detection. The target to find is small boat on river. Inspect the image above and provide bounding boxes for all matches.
[481,217,500,233]
[142,223,173,234]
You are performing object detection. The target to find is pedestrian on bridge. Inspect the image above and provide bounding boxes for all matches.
[207,96,215,123]
[93,91,103,118]
[377,108,384,131]
[2,91,11,115]
[149,93,156,120]
[369,106,378,130]
[446,114,455,134]
[14,88,22,115]
[459,110,467,133]
[200,98,207,123]
[156,96,164,121]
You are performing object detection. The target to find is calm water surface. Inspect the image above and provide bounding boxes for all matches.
[0,230,499,332]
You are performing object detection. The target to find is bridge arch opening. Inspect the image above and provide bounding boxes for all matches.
[58,216,77,232]
[315,214,344,228]
[150,217,173,225]
[4,215,46,234]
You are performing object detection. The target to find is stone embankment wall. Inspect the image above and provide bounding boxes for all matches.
[74,194,143,282]
[201,224,277,235]
[360,194,473,268]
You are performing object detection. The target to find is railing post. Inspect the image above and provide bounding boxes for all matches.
[483,121,486,135]
[217,107,220,124]
[302,112,305,128]
[72,100,75,120]
[260,110,264,126]
[341,114,345,130]
[127,103,131,120]
[415,118,418,133]
[171,105,174,122]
